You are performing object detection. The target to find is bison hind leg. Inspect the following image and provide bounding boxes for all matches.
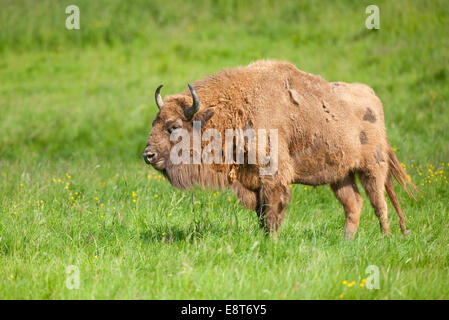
[331,172,364,239]
[358,165,391,236]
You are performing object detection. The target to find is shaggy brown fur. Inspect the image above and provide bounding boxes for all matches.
[143,59,417,239]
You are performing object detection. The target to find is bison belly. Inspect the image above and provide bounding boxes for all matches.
[291,138,360,186]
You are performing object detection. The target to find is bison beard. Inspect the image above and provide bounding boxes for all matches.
[144,59,417,239]
[162,162,260,214]
[163,163,228,191]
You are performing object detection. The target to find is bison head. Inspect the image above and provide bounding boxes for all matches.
[142,84,214,173]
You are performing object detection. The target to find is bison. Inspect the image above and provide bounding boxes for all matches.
[143,59,416,239]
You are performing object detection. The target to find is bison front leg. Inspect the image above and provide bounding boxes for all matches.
[331,173,364,239]
[257,184,291,234]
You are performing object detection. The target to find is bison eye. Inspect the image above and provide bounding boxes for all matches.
[167,126,181,134]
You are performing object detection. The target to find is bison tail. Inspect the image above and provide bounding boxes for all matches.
[387,148,418,200]
[385,148,418,235]
[385,174,409,235]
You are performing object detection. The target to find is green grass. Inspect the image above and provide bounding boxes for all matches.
[1,0,448,299]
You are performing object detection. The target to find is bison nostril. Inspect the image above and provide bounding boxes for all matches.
[142,152,156,163]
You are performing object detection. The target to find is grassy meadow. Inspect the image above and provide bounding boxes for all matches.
[0,0,448,299]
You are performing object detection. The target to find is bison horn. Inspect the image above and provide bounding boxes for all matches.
[155,84,164,109]
[184,83,200,120]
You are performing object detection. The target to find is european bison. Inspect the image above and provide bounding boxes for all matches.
[143,59,416,238]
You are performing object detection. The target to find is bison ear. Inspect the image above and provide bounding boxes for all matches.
[193,108,215,127]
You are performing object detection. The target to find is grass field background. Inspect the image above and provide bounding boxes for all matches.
[0,0,448,299]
